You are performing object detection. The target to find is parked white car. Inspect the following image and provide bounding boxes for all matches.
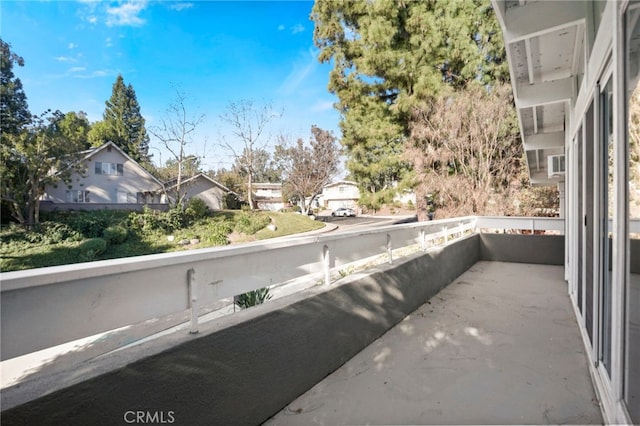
[331,207,356,217]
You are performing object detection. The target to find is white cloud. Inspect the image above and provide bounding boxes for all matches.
[68,42,78,49]
[55,56,75,63]
[310,100,334,112]
[105,37,113,47]
[291,24,304,34]
[68,68,117,79]
[169,2,193,11]
[76,0,100,24]
[278,24,285,31]
[279,48,318,95]
[106,1,148,27]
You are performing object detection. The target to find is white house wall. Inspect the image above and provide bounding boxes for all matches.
[43,147,163,205]
[320,182,360,210]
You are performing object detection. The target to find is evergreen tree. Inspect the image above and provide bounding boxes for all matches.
[311,0,509,217]
[0,38,31,137]
[95,74,150,163]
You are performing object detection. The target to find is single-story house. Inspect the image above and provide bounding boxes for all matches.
[165,173,235,211]
[41,141,167,211]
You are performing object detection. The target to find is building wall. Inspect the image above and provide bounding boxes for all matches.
[320,182,360,209]
[256,201,284,211]
[493,1,640,423]
[177,178,226,210]
[43,148,164,205]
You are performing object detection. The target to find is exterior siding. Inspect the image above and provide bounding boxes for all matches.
[320,181,360,210]
[178,176,226,210]
[42,146,164,206]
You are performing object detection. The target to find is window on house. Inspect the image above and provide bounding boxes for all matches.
[66,190,90,203]
[95,162,124,176]
[136,192,152,204]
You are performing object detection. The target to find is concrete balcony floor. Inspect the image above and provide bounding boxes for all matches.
[265,261,603,425]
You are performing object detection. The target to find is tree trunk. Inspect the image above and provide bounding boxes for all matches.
[415,182,429,222]
[247,172,254,210]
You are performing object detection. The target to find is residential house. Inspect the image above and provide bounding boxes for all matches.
[41,141,167,211]
[165,173,235,211]
[318,180,360,210]
[252,182,285,211]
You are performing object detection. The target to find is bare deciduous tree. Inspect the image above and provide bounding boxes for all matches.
[409,83,526,220]
[149,88,205,207]
[219,100,280,209]
[274,126,340,213]
[628,84,640,219]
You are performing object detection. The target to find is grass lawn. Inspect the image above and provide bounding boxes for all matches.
[0,210,325,272]
[256,212,324,239]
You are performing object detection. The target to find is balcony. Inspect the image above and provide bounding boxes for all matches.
[0,217,604,425]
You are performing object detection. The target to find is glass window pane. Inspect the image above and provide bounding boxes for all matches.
[601,77,614,374]
[625,4,640,422]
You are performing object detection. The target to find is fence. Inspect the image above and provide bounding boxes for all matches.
[1,216,563,361]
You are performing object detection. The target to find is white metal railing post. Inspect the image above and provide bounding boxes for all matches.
[420,229,426,251]
[387,234,393,264]
[188,268,198,334]
[323,245,331,285]
[443,227,448,245]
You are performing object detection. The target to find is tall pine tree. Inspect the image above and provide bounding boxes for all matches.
[92,74,150,164]
[0,38,31,137]
[311,0,510,216]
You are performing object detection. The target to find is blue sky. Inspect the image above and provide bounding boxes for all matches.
[1,0,340,171]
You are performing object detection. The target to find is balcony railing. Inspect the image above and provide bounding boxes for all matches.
[0,216,564,361]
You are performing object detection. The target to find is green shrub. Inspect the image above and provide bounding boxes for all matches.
[165,207,185,230]
[224,193,242,210]
[40,222,82,244]
[102,225,128,245]
[185,197,209,220]
[234,212,270,235]
[66,211,112,238]
[234,287,272,309]
[202,221,232,246]
[79,238,107,261]
[290,205,302,213]
[9,222,82,245]
[128,206,184,233]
